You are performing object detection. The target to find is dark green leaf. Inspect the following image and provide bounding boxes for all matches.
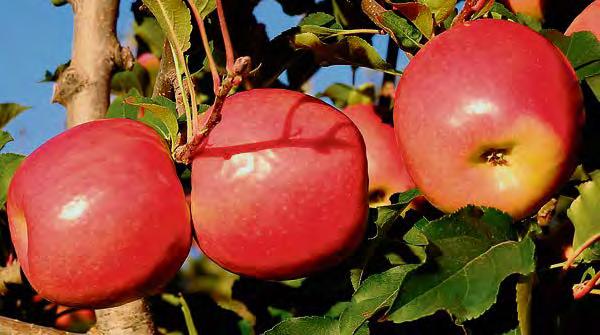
[0,153,25,207]
[567,170,600,261]
[418,0,457,24]
[488,2,519,21]
[393,2,434,39]
[388,206,536,323]
[50,0,69,6]
[543,30,600,80]
[0,103,29,129]
[111,64,146,96]
[377,11,422,49]
[350,189,422,289]
[586,75,600,100]
[340,265,420,335]
[292,33,402,75]
[265,317,340,335]
[299,12,336,27]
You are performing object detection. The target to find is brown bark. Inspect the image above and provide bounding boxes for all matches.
[89,300,156,335]
[52,0,134,128]
[0,316,74,335]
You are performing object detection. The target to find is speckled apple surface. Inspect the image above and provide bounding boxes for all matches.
[7,119,191,307]
[191,89,369,279]
[342,104,415,206]
[394,19,584,219]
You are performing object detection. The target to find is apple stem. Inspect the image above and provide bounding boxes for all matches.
[216,0,235,74]
[563,233,600,271]
[188,0,221,93]
[173,56,253,164]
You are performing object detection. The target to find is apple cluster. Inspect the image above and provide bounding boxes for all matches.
[5,15,595,308]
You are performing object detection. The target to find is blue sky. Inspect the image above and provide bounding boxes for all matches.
[0,0,407,155]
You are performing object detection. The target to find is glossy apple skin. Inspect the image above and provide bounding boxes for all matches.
[7,119,191,308]
[503,0,544,21]
[342,104,415,206]
[191,89,368,280]
[566,1,600,39]
[394,19,584,219]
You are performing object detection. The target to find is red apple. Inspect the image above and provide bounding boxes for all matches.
[191,89,368,280]
[502,0,544,21]
[565,1,600,39]
[394,19,584,219]
[341,104,416,206]
[7,118,191,307]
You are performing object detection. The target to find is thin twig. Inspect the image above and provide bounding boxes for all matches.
[563,233,600,271]
[573,271,600,299]
[174,56,252,164]
[217,0,235,73]
[188,0,221,93]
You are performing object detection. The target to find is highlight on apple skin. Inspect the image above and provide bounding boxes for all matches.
[394,19,584,220]
[341,103,416,206]
[191,89,369,280]
[565,0,600,39]
[7,118,191,308]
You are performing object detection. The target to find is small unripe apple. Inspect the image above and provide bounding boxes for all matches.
[565,1,600,39]
[191,89,368,280]
[341,104,415,206]
[394,19,584,219]
[502,0,544,21]
[7,119,191,307]
[137,52,160,71]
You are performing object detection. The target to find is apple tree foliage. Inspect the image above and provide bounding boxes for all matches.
[1,0,600,334]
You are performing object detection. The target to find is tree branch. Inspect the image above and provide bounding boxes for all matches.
[52,0,134,128]
[0,316,74,335]
[88,300,156,335]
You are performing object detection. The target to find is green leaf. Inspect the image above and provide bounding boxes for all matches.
[111,64,146,96]
[50,0,68,6]
[133,18,165,57]
[567,170,600,261]
[0,131,13,151]
[392,2,434,39]
[292,33,401,75]
[388,206,536,324]
[124,97,179,151]
[586,75,600,101]
[193,0,217,19]
[299,12,336,27]
[265,317,340,335]
[488,2,519,21]
[516,274,534,335]
[340,265,420,335]
[0,103,30,129]
[418,0,457,24]
[41,61,70,82]
[377,11,422,49]
[142,0,193,69]
[350,189,422,289]
[543,30,600,80]
[107,90,179,151]
[0,153,25,207]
